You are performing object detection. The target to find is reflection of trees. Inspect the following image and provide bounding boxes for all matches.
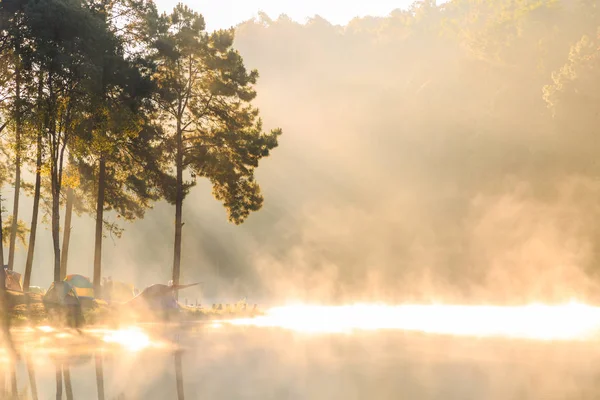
[0,364,17,399]
[26,354,38,400]
[96,353,105,400]
[0,269,16,360]
[8,363,16,398]
[55,363,62,400]
[54,360,74,400]
[63,363,74,400]
[175,350,185,400]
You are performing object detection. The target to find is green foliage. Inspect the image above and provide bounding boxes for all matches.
[544,30,600,117]
[152,4,282,224]
[1,215,28,247]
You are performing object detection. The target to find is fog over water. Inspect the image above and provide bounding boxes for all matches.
[5,320,600,400]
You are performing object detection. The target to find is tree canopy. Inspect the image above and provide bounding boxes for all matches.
[0,0,281,290]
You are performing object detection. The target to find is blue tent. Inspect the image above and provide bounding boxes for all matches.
[43,281,80,306]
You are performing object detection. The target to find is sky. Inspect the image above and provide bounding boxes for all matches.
[155,0,423,31]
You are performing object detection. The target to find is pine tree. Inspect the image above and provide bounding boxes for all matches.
[151,4,281,289]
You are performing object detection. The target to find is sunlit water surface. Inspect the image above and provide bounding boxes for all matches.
[5,303,600,399]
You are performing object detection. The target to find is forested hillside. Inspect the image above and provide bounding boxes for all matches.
[231,0,600,303]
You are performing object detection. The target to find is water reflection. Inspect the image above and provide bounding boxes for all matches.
[63,362,74,400]
[95,353,105,400]
[26,354,38,400]
[0,321,600,398]
[174,350,184,400]
[0,366,7,399]
[54,362,61,400]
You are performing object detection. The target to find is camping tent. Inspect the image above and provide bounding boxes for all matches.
[126,283,199,311]
[2,268,22,291]
[43,281,80,307]
[64,274,94,299]
[127,284,180,310]
[43,281,84,328]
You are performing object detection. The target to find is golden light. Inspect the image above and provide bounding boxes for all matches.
[102,327,151,352]
[228,301,600,340]
[38,326,54,333]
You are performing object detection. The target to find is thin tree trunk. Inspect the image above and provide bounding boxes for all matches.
[0,190,4,267]
[172,121,184,299]
[51,176,61,283]
[50,67,70,284]
[0,367,4,399]
[23,130,42,291]
[174,350,184,400]
[0,235,15,360]
[8,61,22,272]
[48,69,62,283]
[63,364,73,400]
[0,262,11,344]
[24,72,44,291]
[93,156,106,298]
[95,353,105,400]
[54,363,62,400]
[9,363,16,399]
[26,354,38,400]
[60,188,74,280]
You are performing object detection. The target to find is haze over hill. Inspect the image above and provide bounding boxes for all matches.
[153,0,432,31]
[4,0,600,305]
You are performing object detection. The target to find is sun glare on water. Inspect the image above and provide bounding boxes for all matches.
[102,327,151,352]
[229,302,600,340]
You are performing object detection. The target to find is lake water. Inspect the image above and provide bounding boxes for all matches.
[4,317,600,400]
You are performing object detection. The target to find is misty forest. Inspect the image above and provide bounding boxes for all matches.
[1,0,600,399]
[3,0,600,304]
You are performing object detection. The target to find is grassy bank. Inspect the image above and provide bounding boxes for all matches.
[4,290,262,327]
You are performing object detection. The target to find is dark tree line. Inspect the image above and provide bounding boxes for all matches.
[0,0,281,293]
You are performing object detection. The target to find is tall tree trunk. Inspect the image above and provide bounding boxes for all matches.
[9,363,16,399]
[51,105,69,283]
[0,193,15,361]
[0,264,13,357]
[63,364,73,400]
[54,363,62,400]
[175,350,185,400]
[8,62,22,271]
[51,176,61,283]
[25,354,38,400]
[60,188,74,280]
[93,156,106,298]
[24,72,44,291]
[0,190,4,267]
[95,353,105,400]
[172,121,184,298]
[0,367,5,399]
[47,70,61,283]
[23,130,42,291]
